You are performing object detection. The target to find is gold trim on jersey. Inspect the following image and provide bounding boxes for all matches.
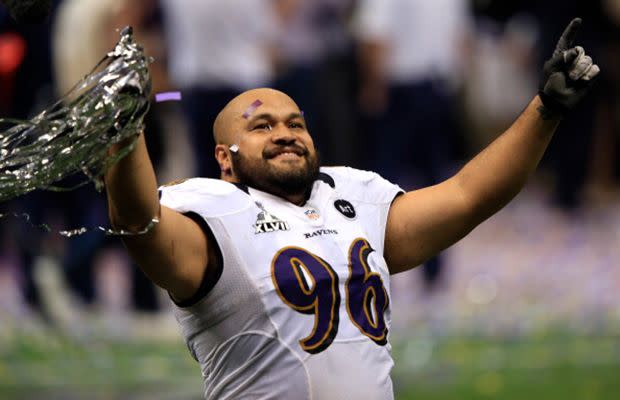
[271,246,340,354]
[345,238,389,343]
[290,257,316,295]
[161,178,190,187]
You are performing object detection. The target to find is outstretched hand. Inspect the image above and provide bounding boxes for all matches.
[538,18,600,116]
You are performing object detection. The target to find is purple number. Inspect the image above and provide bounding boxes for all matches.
[271,240,389,353]
[271,247,340,354]
[346,238,389,345]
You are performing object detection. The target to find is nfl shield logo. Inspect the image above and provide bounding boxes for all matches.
[305,208,320,220]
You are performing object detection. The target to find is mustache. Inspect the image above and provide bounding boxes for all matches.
[262,144,309,159]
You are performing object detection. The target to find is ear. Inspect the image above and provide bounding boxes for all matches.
[215,144,233,177]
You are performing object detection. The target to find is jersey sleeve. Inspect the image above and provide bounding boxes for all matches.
[323,166,404,204]
[158,178,252,217]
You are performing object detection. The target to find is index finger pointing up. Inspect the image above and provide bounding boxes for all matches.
[555,18,582,53]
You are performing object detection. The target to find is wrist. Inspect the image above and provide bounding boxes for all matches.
[108,128,143,156]
[536,92,566,120]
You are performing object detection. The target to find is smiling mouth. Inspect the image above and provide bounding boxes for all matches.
[272,152,303,161]
[265,146,307,160]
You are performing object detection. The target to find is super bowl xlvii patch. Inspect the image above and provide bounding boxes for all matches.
[254,209,290,234]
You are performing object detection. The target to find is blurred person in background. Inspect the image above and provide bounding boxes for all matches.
[532,0,603,211]
[353,0,472,289]
[160,0,284,179]
[0,9,25,115]
[470,0,605,211]
[462,12,540,154]
[0,0,60,320]
[273,0,359,165]
[592,0,620,195]
[52,0,171,319]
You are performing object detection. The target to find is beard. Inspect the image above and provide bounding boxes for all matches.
[231,145,320,199]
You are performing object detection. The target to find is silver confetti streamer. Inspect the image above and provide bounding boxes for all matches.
[0,212,159,237]
[0,27,159,237]
[0,212,51,232]
[0,26,152,203]
[59,217,159,238]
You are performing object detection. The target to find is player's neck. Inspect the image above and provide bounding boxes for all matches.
[281,192,306,206]
[221,175,309,206]
[258,186,308,206]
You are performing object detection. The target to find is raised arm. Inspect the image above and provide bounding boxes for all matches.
[385,18,600,273]
[105,132,211,302]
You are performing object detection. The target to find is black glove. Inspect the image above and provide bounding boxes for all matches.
[538,18,600,116]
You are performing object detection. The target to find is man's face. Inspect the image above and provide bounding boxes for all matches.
[229,100,320,197]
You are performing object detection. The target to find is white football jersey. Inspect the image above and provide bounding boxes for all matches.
[159,166,403,400]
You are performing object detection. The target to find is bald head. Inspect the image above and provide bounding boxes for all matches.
[212,87,318,201]
[213,88,301,145]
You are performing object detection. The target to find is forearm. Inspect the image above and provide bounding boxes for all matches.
[105,132,160,230]
[457,96,560,220]
[385,18,599,273]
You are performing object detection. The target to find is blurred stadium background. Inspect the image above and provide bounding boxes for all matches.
[1,0,620,399]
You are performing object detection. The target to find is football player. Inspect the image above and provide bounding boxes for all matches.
[105,18,598,399]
